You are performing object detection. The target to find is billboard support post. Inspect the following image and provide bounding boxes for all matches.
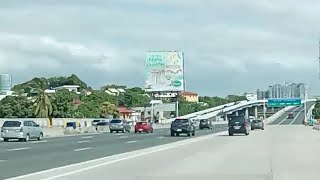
[176,99,179,118]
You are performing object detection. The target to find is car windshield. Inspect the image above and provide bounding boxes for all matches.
[110,120,122,123]
[2,121,21,127]
[97,122,107,126]
[66,122,75,127]
[173,119,188,123]
[253,120,261,123]
[136,122,147,125]
[200,119,207,122]
[93,120,101,122]
[229,116,245,125]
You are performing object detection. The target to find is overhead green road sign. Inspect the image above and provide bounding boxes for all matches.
[267,98,302,107]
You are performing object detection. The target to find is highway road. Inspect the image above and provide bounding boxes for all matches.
[0,124,227,179]
[8,125,320,180]
[268,103,314,125]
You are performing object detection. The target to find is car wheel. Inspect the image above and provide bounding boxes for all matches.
[229,132,233,136]
[122,130,125,133]
[187,131,191,136]
[135,131,137,133]
[110,130,113,133]
[151,130,154,133]
[262,128,265,130]
[38,132,43,141]
[24,134,30,142]
[176,133,180,136]
[192,131,195,136]
[170,131,175,136]
[3,138,9,142]
[245,131,249,136]
[251,128,254,130]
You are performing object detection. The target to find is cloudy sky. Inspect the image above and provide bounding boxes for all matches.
[0,0,320,96]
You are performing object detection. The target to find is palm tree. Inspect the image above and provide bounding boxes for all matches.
[100,101,118,118]
[34,89,53,118]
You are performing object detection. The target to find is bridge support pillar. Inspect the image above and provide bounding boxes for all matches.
[235,111,239,116]
[245,108,249,119]
[224,114,228,121]
[254,106,258,118]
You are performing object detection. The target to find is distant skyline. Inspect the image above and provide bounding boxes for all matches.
[1,0,320,96]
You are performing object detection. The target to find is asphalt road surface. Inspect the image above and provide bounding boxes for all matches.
[268,103,314,125]
[0,124,227,179]
[9,125,320,180]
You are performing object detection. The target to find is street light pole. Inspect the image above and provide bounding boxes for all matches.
[304,85,308,124]
[263,98,266,119]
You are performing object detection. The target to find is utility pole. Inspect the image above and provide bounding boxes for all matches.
[319,40,320,80]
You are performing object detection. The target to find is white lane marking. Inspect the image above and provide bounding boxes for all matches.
[7,147,31,151]
[30,140,47,144]
[73,147,92,152]
[157,136,165,139]
[77,141,90,144]
[8,130,226,180]
[125,141,137,144]
[278,107,300,125]
[290,108,305,125]
[0,160,7,163]
[80,136,93,139]
[119,136,128,139]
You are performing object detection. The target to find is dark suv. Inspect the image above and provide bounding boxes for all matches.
[170,118,195,137]
[199,119,213,130]
[228,115,250,136]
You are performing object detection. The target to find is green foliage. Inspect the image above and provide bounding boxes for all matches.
[0,96,35,118]
[118,88,150,107]
[100,101,118,118]
[101,84,127,91]
[11,74,87,93]
[313,99,320,119]
[51,90,76,118]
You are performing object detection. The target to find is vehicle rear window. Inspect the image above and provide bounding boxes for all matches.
[136,122,147,125]
[174,119,188,123]
[66,122,75,127]
[3,121,21,127]
[97,122,107,126]
[229,116,245,124]
[253,120,261,123]
[110,120,122,123]
[93,120,101,122]
[200,119,207,122]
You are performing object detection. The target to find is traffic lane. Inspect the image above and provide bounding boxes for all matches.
[268,106,300,125]
[47,126,320,180]
[280,103,313,125]
[0,126,227,179]
[0,128,170,156]
[0,128,170,151]
[279,107,304,125]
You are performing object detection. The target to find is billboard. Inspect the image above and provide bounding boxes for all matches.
[145,51,184,92]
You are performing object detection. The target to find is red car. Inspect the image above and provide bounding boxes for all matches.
[288,113,294,119]
[135,122,153,133]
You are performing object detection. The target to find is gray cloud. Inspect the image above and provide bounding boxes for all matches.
[0,0,319,96]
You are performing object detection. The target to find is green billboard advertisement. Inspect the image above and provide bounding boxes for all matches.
[145,51,184,92]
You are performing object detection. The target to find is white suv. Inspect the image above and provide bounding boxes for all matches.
[1,120,43,142]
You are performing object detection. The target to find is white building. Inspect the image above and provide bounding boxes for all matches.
[105,88,126,96]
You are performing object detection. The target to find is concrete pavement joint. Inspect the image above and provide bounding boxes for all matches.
[6,130,227,180]
[7,147,31,151]
[73,147,92,152]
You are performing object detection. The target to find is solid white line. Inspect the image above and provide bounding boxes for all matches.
[7,147,31,151]
[157,136,165,139]
[0,160,7,163]
[80,136,93,139]
[126,141,137,144]
[290,109,304,125]
[73,147,92,152]
[119,136,128,139]
[7,131,227,180]
[30,140,47,144]
[77,141,90,144]
[278,107,300,125]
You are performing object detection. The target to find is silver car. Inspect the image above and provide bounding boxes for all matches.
[1,120,43,142]
[109,119,131,133]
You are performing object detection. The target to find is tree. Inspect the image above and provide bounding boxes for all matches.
[0,96,34,118]
[34,89,53,118]
[51,90,76,118]
[100,101,118,118]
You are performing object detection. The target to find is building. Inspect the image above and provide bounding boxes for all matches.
[256,89,269,100]
[180,91,199,103]
[0,74,12,95]
[52,85,81,94]
[258,82,306,99]
[105,88,126,96]
[118,107,134,119]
